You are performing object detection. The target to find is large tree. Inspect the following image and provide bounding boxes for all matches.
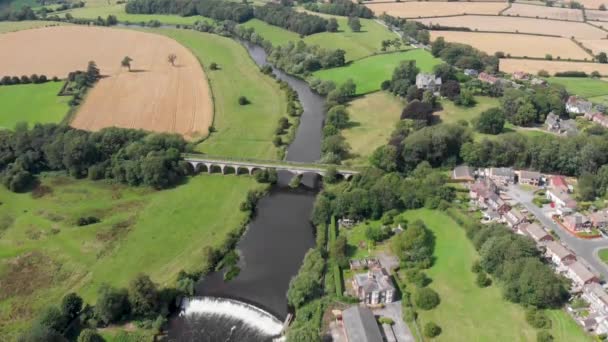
[475,108,505,135]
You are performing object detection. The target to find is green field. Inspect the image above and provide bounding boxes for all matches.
[436,96,500,125]
[0,174,259,338]
[240,15,397,61]
[312,50,442,95]
[399,209,589,342]
[342,91,404,167]
[62,3,205,25]
[0,20,65,33]
[158,29,287,159]
[548,77,608,98]
[0,82,70,129]
[599,249,608,265]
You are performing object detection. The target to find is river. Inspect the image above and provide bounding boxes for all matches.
[167,42,326,341]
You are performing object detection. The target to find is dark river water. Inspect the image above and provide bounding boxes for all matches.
[168,42,326,341]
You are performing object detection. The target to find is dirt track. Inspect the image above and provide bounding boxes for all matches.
[0,26,212,139]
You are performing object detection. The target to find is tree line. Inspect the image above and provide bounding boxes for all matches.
[267,40,346,75]
[0,74,55,86]
[254,3,328,36]
[125,0,253,23]
[303,0,373,19]
[0,124,190,192]
[0,5,36,21]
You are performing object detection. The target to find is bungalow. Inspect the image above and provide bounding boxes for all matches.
[352,268,396,305]
[583,283,608,317]
[518,170,542,186]
[478,72,499,85]
[512,71,530,81]
[342,305,383,342]
[504,208,526,228]
[523,222,554,243]
[563,213,591,232]
[488,167,515,184]
[545,240,576,266]
[415,73,442,93]
[566,96,593,115]
[590,211,608,229]
[452,165,475,182]
[566,261,600,288]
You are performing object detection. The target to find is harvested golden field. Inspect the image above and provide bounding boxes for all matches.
[430,31,590,59]
[0,26,212,139]
[415,15,607,39]
[586,9,608,21]
[571,0,608,9]
[500,59,608,75]
[364,2,507,18]
[503,3,584,21]
[579,39,608,54]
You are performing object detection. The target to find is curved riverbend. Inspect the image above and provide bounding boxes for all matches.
[168,41,325,340]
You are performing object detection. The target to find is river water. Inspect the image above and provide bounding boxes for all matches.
[167,42,326,341]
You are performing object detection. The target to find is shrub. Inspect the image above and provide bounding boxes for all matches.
[77,329,105,342]
[77,216,100,226]
[537,330,553,342]
[209,62,219,70]
[471,260,482,273]
[476,272,492,287]
[526,308,552,329]
[238,96,250,105]
[424,321,442,338]
[415,287,440,310]
[378,317,394,325]
[403,306,417,322]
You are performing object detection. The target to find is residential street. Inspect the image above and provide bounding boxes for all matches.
[506,186,608,280]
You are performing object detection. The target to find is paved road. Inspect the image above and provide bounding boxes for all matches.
[373,301,415,342]
[507,186,608,280]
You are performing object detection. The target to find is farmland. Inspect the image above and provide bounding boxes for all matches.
[547,77,608,98]
[585,9,608,22]
[399,209,590,342]
[312,49,442,95]
[576,0,608,9]
[0,26,212,139]
[579,39,608,55]
[0,82,70,129]
[364,1,507,18]
[500,59,608,75]
[414,15,607,39]
[0,174,260,339]
[503,3,584,21]
[61,3,205,25]
[160,29,288,159]
[430,31,590,60]
[342,92,404,166]
[0,20,65,33]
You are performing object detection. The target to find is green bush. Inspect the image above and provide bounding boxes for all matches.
[537,330,554,342]
[526,308,552,329]
[415,287,440,310]
[403,306,417,322]
[476,272,492,288]
[424,321,442,338]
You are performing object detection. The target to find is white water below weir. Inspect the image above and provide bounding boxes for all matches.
[180,297,285,338]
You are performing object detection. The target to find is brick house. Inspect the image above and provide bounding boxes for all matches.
[478,72,499,84]
[563,213,591,232]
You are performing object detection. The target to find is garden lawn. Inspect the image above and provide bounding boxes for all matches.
[240,15,398,61]
[399,209,589,342]
[0,174,259,339]
[599,248,608,264]
[159,29,287,159]
[312,50,442,95]
[0,82,70,129]
[62,4,206,25]
[343,92,404,167]
[435,96,499,125]
[548,76,608,98]
[0,20,66,33]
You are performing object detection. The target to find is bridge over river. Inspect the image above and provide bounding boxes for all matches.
[183,154,360,180]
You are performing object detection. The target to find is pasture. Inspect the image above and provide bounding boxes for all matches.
[400,209,590,342]
[414,15,608,39]
[500,59,608,75]
[503,3,584,21]
[547,76,608,98]
[312,49,442,95]
[239,18,300,46]
[364,1,507,18]
[0,20,65,33]
[430,31,590,60]
[0,82,70,129]
[0,26,212,139]
[342,92,404,166]
[61,4,205,25]
[0,174,260,339]
[160,29,288,159]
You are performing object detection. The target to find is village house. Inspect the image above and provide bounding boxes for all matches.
[545,241,577,267]
[464,69,478,77]
[566,261,600,288]
[590,211,608,229]
[504,208,526,228]
[478,72,499,84]
[563,213,591,232]
[566,96,593,115]
[523,222,554,243]
[518,170,542,186]
[452,165,475,182]
[415,73,442,93]
[469,178,498,207]
[512,71,530,81]
[544,112,578,136]
[352,268,396,305]
[487,193,510,214]
[341,305,383,342]
[583,283,608,317]
[488,167,515,184]
[586,112,608,128]
[531,77,547,86]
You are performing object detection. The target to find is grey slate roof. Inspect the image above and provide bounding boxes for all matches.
[342,305,383,342]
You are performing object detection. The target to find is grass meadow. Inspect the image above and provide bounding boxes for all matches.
[0,174,259,338]
[159,29,287,160]
[548,76,608,98]
[62,4,205,25]
[0,20,66,33]
[0,82,70,129]
[312,49,442,95]
[399,209,590,342]
[342,92,404,167]
[599,249,608,264]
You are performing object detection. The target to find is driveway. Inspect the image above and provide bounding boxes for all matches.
[506,186,608,280]
[373,301,416,342]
